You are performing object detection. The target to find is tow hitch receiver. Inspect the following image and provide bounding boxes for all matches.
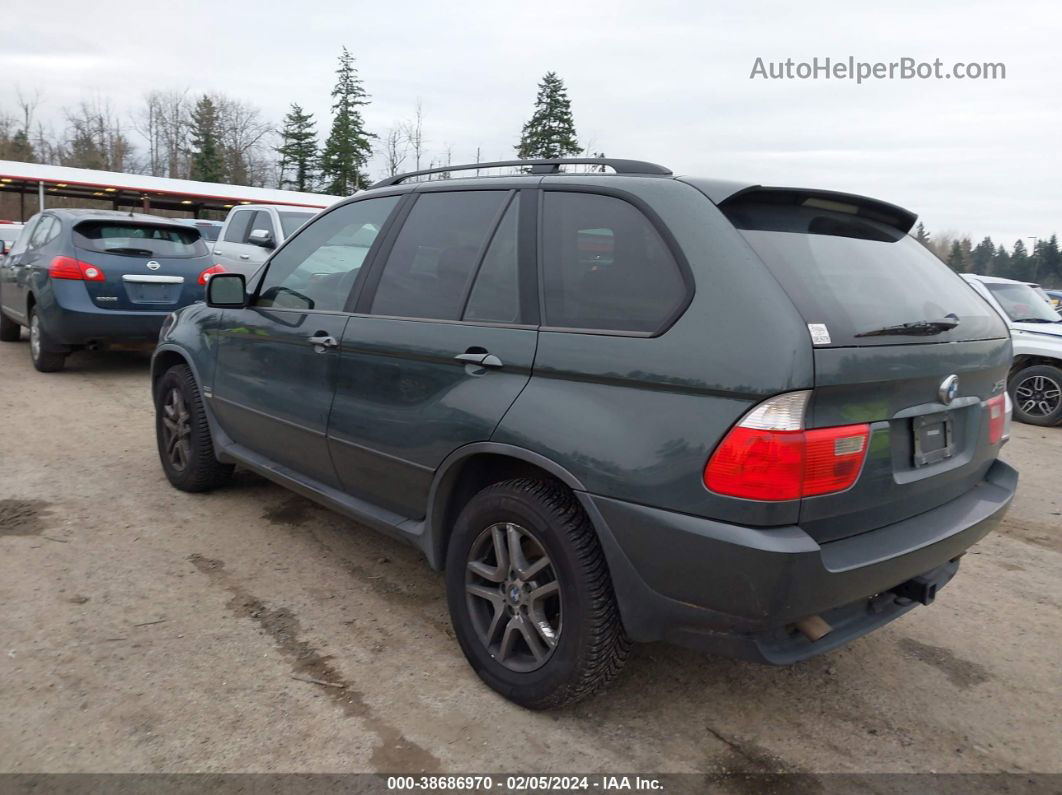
[893,573,942,605]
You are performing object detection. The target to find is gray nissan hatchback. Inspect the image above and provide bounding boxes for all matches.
[151,158,1017,709]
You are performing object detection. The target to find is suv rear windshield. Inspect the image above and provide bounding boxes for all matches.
[74,221,208,258]
[722,199,1006,346]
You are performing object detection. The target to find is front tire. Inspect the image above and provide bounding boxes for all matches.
[28,307,67,372]
[445,478,630,709]
[1009,364,1062,426]
[155,364,234,491]
[0,309,20,342]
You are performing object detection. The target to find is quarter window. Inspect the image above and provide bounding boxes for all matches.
[256,196,399,312]
[371,191,509,321]
[541,192,686,333]
[28,217,57,250]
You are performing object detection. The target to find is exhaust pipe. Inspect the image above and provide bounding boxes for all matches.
[795,614,832,642]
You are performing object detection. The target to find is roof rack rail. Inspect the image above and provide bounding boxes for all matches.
[369,158,672,188]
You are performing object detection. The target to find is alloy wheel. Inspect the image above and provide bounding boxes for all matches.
[1015,374,1062,418]
[161,387,193,471]
[465,522,562,672]
[29,314,40,361]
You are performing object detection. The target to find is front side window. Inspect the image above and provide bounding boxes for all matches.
[249,211,276,242]
[541,192,687,333]
[223,210,254,243]
[371,191,509,321]
[256,196,399,312]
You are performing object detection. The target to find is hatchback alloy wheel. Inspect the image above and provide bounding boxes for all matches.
[161,387,193,472]
[465,521,562,673]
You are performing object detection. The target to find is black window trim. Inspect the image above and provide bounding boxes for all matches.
[536,185,695,338]
[354,187,535,328]
[247,189,413,315]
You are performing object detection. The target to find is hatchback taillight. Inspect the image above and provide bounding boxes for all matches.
[198,264,225,285]
[704,391,870,501]
[986,394,1006,444]
[49,256,105,281]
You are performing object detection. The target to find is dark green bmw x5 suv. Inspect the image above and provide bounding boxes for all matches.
[152,158,1017,709]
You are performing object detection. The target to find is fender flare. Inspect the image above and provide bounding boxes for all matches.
[422,442,588,569]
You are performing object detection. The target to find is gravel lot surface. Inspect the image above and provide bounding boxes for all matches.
[0,341,1059,781]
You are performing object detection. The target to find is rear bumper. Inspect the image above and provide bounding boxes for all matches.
[40,282,176,345]
[579,458,1017,663]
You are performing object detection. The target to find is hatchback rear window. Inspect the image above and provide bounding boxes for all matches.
[74,222,208,258]
[722,198,1007,346]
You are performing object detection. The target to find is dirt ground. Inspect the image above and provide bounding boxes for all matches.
[0,340,1059,780]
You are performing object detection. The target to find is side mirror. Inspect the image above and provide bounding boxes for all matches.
[206,273,248,308]
[248,228,275,249]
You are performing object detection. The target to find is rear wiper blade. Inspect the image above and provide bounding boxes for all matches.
[855,316,960,338]
[104,247,154,256]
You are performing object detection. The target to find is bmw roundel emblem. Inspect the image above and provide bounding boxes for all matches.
[146,260,161,271]
[938,374,960,405]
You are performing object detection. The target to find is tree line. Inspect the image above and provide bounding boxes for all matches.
[915,223,1061,287]
[0,48,586,195]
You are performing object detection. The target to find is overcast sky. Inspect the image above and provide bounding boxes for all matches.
[3,0,1059,242]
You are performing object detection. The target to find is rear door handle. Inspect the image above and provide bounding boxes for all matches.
[308,333,338,349]
[239,254,251,260]
[455,352,503,368]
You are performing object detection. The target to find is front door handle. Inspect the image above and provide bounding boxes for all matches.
[455,352,503,368]
[308,333,338,350]
[239,254,251,260]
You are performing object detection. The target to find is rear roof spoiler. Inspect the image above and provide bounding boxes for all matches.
[717,186,918,235]
[683,178,918,235]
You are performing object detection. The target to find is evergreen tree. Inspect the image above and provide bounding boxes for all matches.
[971,236,995,274]
[913,222,931,248]
[993,244,1011,279]
[1041,234,1061,283]
[189,95,224,183]
[515,72,581,160]
[276,103,319,192]
[320,47,374,194]
[946,240,965,272]
[1010,239,1032,282]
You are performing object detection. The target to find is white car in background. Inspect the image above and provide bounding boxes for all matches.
[963,274,1062,426]
[0,222,24,257]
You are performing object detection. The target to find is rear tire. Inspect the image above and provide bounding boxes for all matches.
[0,309,20,342]
[155,364,234,491]
[28,307,67,372]
[1009,364,1062,426]
[445,478,630,709]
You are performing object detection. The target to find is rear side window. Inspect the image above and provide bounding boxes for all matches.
[223,210,254,243]
[464,196,520,323]
[722,198,1007,345]
[541,192,687,333]
[74,222,207,258]
[371,191,509,321]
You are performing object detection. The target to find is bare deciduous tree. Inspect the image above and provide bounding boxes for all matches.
[381,125,407,177]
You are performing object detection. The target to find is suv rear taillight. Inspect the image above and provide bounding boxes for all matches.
[49,256,105,281]
[986,394,1006,444]
[198,264,225,285]
[704,391,870,501]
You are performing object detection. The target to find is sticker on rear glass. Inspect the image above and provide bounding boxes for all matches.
[808,323,831,345]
